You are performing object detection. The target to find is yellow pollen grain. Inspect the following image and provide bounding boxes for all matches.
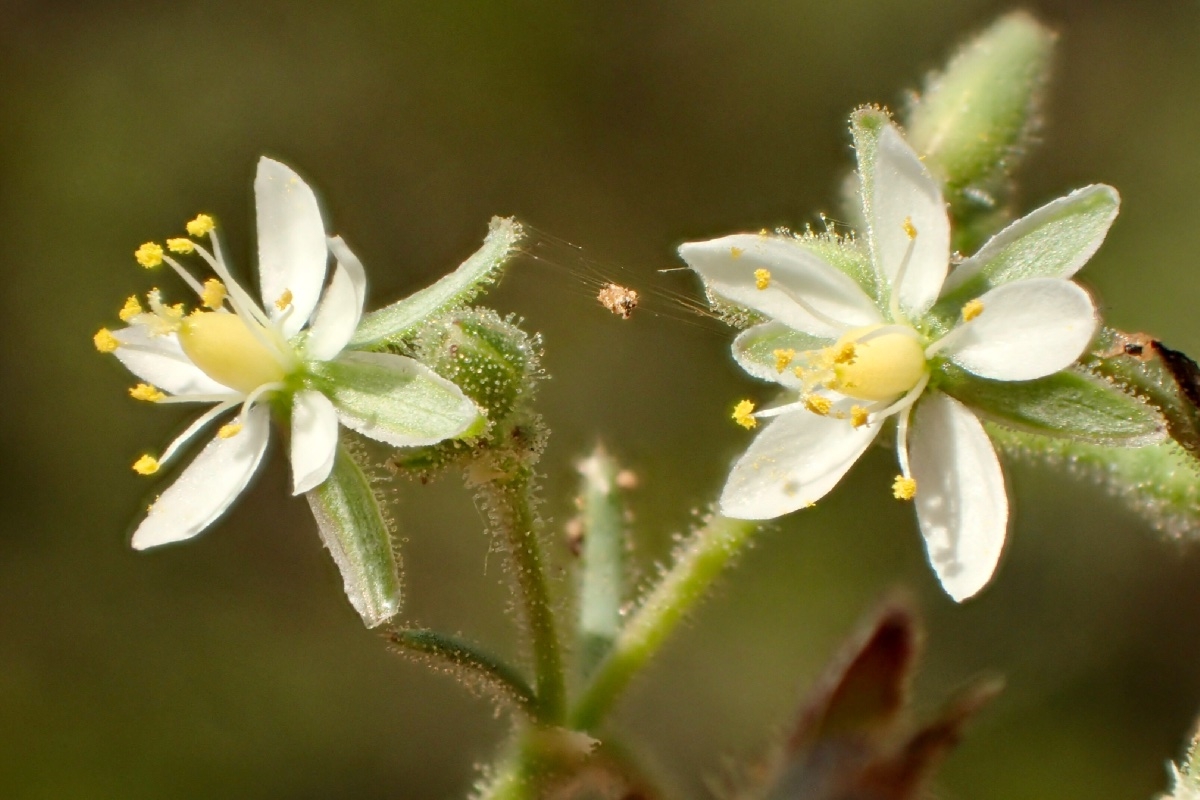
[93,328,119,353]
[218,422,243,439]
[902,216,917,240]
[753,269,771,290]
[730,246,743,259]
[201,278,227,310]
[275,289,293,310]
[831,341,856,365]
[850,405,869,428]
[133,455,160,476]
[773,348,796,373]
[129,383,165,402]
[732,399,757,429]
[962,298,984,322]
[119,295,143,322]
[186,214,215,237]
[166,237,195,254]
[135,242,164,268]
[803,394,832,416]
[892,475,917,500]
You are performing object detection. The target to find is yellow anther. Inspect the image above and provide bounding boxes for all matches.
[94,328,119,353]
[135,242,164,268]
[129,383,165,402]
[850,405,869,428]
[732,399,757,429]
[902,216,917,240]
[730,246,743,259]
[830,342,857,365]
[961,298,985,322]
[892,475,917,500]
[773,348,796,373]
[119,295,143,322]
[754,269,771,290]
[167,237,195,254]
[186,214,215,237]
[218,422,243,439]
[201,278,227,310]
[803,394,833,416]
[133,455,160,476]
[274,289,293,310]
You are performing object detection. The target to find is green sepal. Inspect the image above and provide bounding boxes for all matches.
[803,232,876,302]
[933,184,1119,314]
[306,442,402,627]
[310,351,481,447]
[733,320,828,386]
[937,363,1165,446]
[349,216,524,350]
[575,445,629,678]
[846,105,891,264]
[905,12,1055,252]
[989,427,1200,538]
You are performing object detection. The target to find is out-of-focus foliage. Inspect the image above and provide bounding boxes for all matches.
[5,1,1200,798]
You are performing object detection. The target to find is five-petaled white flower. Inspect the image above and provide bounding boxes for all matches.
[680,120,1117,601]
[95,157,480,551]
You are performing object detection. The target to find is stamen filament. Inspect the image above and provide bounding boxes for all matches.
[887,233,918,325]
[161,254,208,298]
[159,400,241,465]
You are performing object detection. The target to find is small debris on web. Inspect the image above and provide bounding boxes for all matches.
[597,283,640,319]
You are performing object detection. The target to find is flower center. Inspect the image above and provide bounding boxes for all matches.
[178,312,287,394]
[823,325,927,402]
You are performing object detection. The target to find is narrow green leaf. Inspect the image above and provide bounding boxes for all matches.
[575,444,629,677]
[311,351,482,447]
[937,184,1119,308]
[938,364,1165,445]
[990,427,1200,539]
[306,442,402,627]
[349,216,524,349]
[733,321,828,385]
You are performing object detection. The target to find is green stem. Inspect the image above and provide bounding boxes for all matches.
[481,469,566,723]
[570,515,758,731]
[388,628,537,718]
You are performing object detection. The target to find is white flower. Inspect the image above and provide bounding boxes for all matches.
[680,121,1117,601]
[96,157,480,551]
[1163,764,1200,800]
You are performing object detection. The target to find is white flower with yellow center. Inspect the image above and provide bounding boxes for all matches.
[95,157,481,552]
[680,119,1122,601]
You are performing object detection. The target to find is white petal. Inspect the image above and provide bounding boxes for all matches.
[943,278,1097,381]
[909,393,1007,601]
[131,405,271,550]
[304,237,368,361]
[719,408,880,519]
[112,327,232,397]
[679,234,880,338]
[290,390,339,495]
[869,124,950,317]
[255,157,329,337]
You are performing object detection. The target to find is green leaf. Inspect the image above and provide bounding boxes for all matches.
[306,442,402,627]
[938,364,1164,445]
[989,427,1200,538]
[733,320,828,386]
[349,216,524,349]
[311,351,482,447]
[936,184,1119,310]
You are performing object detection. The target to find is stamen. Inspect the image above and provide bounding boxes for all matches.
[830,342,856,365]
[119,295,143,322]
[892,475,917,500]
[274,289,293,311]
[201,278,227,310]
[190,238,272,328]
[803,394,833,416]
[961,298,984,322]
[773,348,796,372]
[732,399,757,429]
[161,254,207,298]
[754,269,771,290]
[167,237,195,254]
[187,214,215,237]
[135,242,164,269]
[218,422,243,439]
[93,328,119,353]
[158,400,240,464]
[888,219,919,324]
[129,383,165,402]
[902,216,917,240]
[850,405,869,428]
[132,455,160,475]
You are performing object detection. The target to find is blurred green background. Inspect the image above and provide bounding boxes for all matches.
[4,0,1200,797]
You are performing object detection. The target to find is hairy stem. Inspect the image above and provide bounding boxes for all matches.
[388,628,537,717]
[571,515,758,731]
